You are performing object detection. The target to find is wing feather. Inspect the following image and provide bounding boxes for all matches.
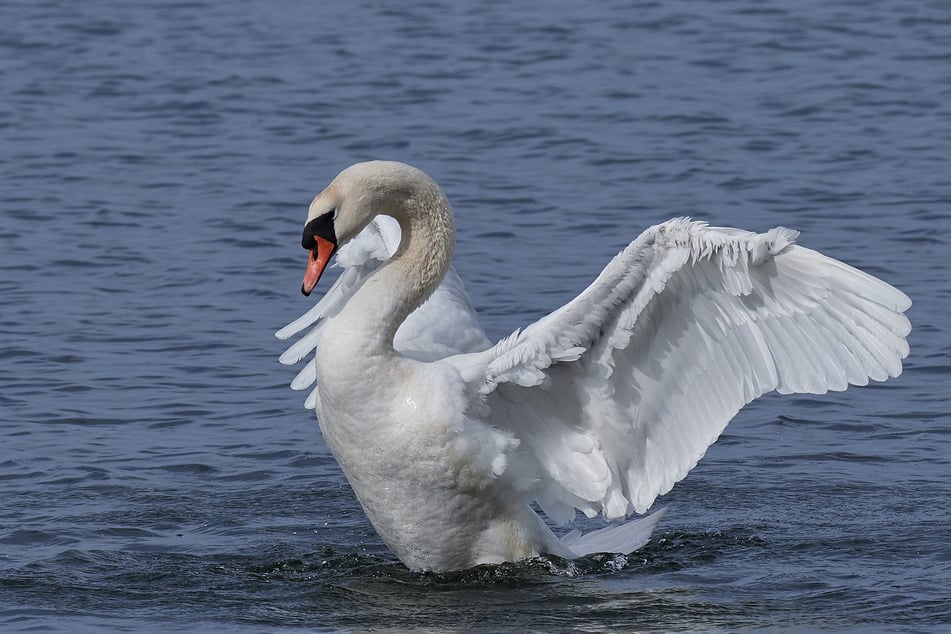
[450,218,911,519]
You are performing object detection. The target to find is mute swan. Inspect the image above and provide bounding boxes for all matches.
[277,161,911,572]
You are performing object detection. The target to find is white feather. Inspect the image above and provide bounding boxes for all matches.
[277,162,911,571]
[447,219,911,517]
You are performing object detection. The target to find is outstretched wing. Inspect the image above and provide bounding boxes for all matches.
[277,216,491,409]
[450,218,911,523]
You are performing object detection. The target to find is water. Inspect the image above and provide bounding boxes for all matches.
[1,0,949,630]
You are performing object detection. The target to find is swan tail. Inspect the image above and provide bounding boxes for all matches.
[560,508,667,557]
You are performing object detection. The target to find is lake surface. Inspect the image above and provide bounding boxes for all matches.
[2,0,950,631]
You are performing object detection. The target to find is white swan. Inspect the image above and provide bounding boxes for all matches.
[277,161,911,572]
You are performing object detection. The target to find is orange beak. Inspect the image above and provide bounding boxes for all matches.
[302,235,337,296]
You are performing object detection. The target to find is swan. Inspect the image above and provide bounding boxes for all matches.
[276,160,911,572]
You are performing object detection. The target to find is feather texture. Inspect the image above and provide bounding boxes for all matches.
[277,161,911,569]
[448,219,911,517]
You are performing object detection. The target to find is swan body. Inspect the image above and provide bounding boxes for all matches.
[277,161,911,572]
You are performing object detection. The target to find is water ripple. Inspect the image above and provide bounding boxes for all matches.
[1,0,950,630]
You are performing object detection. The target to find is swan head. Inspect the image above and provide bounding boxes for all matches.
[299,161,441,296]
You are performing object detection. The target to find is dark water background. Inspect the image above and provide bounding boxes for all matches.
[2,0,950,631]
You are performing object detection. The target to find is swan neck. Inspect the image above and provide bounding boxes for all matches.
[348,185,455,350]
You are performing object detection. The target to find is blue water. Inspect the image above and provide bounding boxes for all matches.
[2,0,950,631]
